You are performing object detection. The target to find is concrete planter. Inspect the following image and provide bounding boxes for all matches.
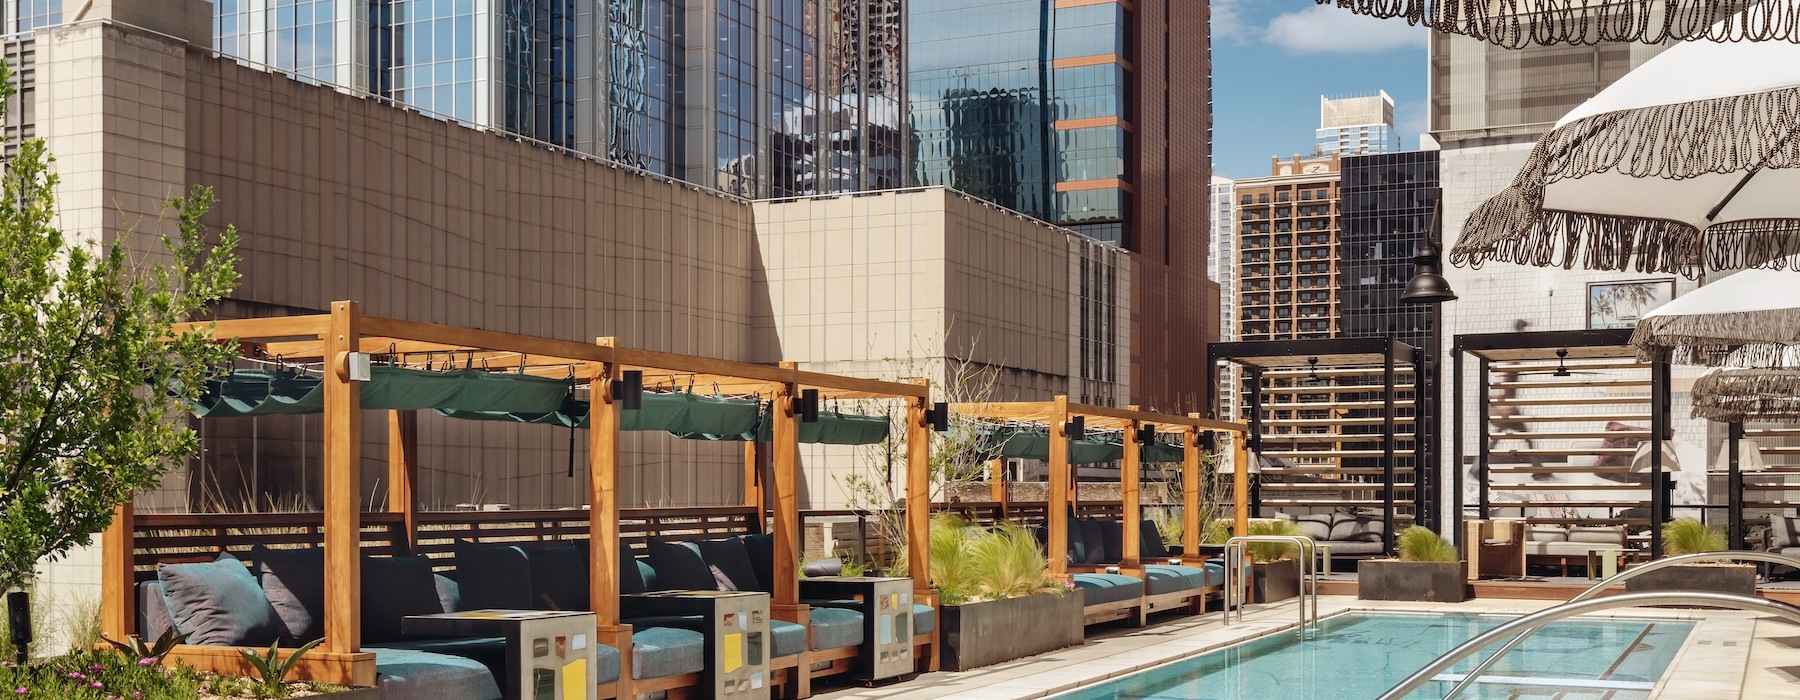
[1357,559,1468,603]
[1624,563,1758,598]
[322,688,382,699]
[940,589,1085,671]
[1252,560,1300,603]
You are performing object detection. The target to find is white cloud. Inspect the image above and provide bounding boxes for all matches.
[1264,5,1429,55]
[1211,0,1256,46]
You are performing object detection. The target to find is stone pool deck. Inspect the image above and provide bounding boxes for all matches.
[817,595,1800,699]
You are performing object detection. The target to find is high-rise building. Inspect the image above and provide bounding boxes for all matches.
[1317,91,1396,157]
[1338,149,1437,350]
[907,0,1216,410]
[1232,155,1340,342]
[1208,174,1238,421]
[197,0,906,198]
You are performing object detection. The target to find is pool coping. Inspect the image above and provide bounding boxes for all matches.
[813,595,1764,700]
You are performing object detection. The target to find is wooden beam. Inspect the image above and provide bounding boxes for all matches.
[169,315,330,340]
[988,459,1006,505]
[1047,396,1070,577]
[1121,410,1141,569]
[905,386,931,600]
[588,353,621,629]
[387,410,419,554]
[1233,429,1250,538]
[322,301,362,656]
[771,366,801,609]
[361,316,610,364]
[1182,422,1202,559]
[101,501,133,641]
[161,646,376,687]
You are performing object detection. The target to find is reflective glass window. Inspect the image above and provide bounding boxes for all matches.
[1052,3,1123,59]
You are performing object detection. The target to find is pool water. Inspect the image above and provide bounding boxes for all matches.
[1055,612,1694,700]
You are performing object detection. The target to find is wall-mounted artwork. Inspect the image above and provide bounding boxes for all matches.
[1588,279,1676,330]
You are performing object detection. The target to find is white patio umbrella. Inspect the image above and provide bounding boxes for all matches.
[1451,34,1800,279]
[1317,0,1800,49]
[1631,266,1800,365]
[1690,368,1800,420]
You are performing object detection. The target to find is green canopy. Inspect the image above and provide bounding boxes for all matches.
[673,407,891,445]
[969,427,1185,464]
[189,366,569,417]
[1140,438,1185,464]
[436,392,762,435]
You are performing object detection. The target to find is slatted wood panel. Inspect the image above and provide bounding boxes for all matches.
[1244,367,1418,517]
[1482,359,1653,531]
[133,513,406,580]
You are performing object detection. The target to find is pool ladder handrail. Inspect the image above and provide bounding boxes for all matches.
[1381,550,1800,700]
[1221,535,1319,631]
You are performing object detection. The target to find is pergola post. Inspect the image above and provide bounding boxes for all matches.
[1382,338,1397,555]
[1120,411,1142,570]
[1478,356,1491,519]
[1650,351,1670,558]
[101,502,134,641]
[905,384,931,602]
[586,349,622,634]
[1233,428,1250,537]
[1047,396,1071,577]
[1451,340,1465,545]
[323,301,363,656]
[988,459,1007,510]
[1182,422,1202,558]
[771,367,801,609]
[1729,421,1746,550]
[388,410,419,554]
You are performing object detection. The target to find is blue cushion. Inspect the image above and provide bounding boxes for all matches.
[252,545,325,644]
[526,543,587,611]
[135,581,176,642]
[912,603,935,636]
[806,606,864,651]
[379,636,508,676]
[370,647,502,700]
[1098,520,1124,564]
[1202,561,1226,587]
[631,625,706,679]
[1072,573,1143,606]
[739,534,774,592]
[1079,519,1107,565]
[362,555,445,643]
[770,620,806,658]
[454,540,534,610]
[1141,565,1207,595]
[644,541,716,591]
[1140,520,1171,559]
[157,552,283,646]
[696,538,760,592]
[593,643,622,684]
[1064,516,1086,564]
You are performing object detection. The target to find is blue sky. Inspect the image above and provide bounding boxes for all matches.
[1210,0,1433,179]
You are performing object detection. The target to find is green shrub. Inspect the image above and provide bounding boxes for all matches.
[1245,520,1303,563]
[966,522,1061,600]
[1662,517,1727,555]
[1396,526,1459,563]
[928,513,977,604]
[1201,519,1233,545]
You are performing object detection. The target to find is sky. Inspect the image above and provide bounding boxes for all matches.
[1210,0,1434,180]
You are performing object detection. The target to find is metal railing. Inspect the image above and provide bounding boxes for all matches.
[1380,551,1800,700]
[1222,535,1319,632]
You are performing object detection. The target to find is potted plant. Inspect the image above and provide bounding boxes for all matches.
[930,515,1084,671]
[1625,518,1756,597]
[1245,520,1305,603]
[1358,526,1467,603]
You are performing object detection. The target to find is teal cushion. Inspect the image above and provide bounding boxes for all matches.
[593,643,621,684]
[770,620,806,658]
[1202,561,1226,587]
[1142,565,1206,595]
[1071,573,1143,606]
[370,647,502,700]
[157,552,283,646]
[379,636,507,676]
[631,626,705,679]
[911,603,935,636]
[807,606,864,651]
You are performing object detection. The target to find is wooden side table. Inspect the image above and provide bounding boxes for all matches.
[402,609,597,700]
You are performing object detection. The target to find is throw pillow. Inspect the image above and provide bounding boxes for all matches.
[1097,520,1124,564]
[739,534,774,592]
[1064,515,1087,565]
[361,555,444,643]
[251,545,325,643]
[694,538,760,592]
[1772,517,1800,550]
[1079,518,1107,565]
[1140,520,1170,559]
[1597,421,1649,467]
[1293,515,1332,541]
[454,540,535,610]
[644,541,716,591]
[527,543,588,611]
[157,552,283,646]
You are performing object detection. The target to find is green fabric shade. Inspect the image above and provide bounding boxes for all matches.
[972,427,1185,464]
[673,408,891,445]
[437,392,762,435]
[189,367,569,417]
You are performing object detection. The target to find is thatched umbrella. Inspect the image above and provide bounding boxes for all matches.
[1315,0,1800,49]
[1691,368,1800,421]
[1631,267,1800,366]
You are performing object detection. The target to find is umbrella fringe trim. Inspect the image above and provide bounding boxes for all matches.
[1316,0,1800,49]
[1450,203,1702,278]
[1691,368,1800,421]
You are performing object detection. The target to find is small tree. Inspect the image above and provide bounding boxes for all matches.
[0,62,240,592]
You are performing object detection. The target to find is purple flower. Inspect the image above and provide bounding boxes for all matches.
[13,687,25,695]
[90,682,103,689]
[132,693,144,698]
[65,672,85,680]
[135,658,156,667]
[90,664,104,672]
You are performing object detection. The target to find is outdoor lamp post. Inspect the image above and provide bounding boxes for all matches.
[1401,193,1457,306]
[1400,189,1454,533]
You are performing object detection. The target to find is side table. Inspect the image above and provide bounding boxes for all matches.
[402,609,597,700]
[622,590,770,699]
[799,576,913,682]
[1586,547,1624,580]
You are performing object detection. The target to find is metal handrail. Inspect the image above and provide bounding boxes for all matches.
[1222,535,1319,630]
[1435,550,1800,700]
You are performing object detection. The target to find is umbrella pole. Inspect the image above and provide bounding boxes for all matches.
[1729,421,1745,551]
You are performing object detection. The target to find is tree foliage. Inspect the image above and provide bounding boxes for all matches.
[0,62,240,590]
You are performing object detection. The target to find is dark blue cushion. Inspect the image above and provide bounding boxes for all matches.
[1079,519,1107,565]
[1071,573,1143,606]
[527,543,587,611]
[770,620,806,658]
[363,555,445,643]
[618,545,647,595]
[695,538,759,592]
[1141,564,1207,595]
[370,647,502,700]
[252,545,324,644]
[1098,520,1124,564]
[739,534,774,592]
[454,540,534,610]
[631,626,706,679]
[807,606,864,650]
[1140,520,1170,559]
[1064,516,1086,564]
[912,603,935,636]
[157,552,283,646]
[644,541,715,591]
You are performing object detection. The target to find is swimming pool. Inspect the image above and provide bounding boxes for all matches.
[1054,612,1694,700]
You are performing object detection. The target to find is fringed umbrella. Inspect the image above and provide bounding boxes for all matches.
[1631,267,1800,365]
[1317,0,1800,49]
[1690,368,1800,421]
[1450,36,1800,279]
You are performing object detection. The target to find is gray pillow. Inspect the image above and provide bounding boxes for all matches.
[251,545,325,644]
[1528,525,1569,542]
[1771,517,1800,549]
[1294,515,1332,541]
[1569,526,1623,545]
[362,555,444,643]
[157,552,283,646]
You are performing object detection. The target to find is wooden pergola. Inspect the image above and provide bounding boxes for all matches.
[950,397,1250,576]
[109,300,933,689]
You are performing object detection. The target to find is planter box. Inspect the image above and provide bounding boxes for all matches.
[1624,563,1758,598]
[1252,560,1300,603]
[941,590,1085,671]
[322,688,381,699]
[1358,559,1468,603]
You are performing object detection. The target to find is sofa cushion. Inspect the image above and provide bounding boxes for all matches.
[1140,520,1170,559]
[1079,519,1108,565]
[1293,515,1332,541]
[630,625,706,679]
[1141,564,1207,595]
[1098,520,1124,564]
[378,636,508,676]
[1528,525,1569,542]
[135,581,176,642]
[1773,518,1800,549]
[370,647,502,700]
[252,545,325,644]
[739,533,775,592]
[644,541,716,591]
[911,603,935,636]
[1064,515,1087,564]
[434,574,461,613]
[695,538,760,593]
[1528,541,1623,557]
[157,552,283,646]
[1329,514,1384,542]
[1071,573,1143,606]
[454,541,535,611]
[363,555,446,643]
[771,620,807,658]
[806,606,865,651]
[1569,526,1625,545]
[526,543,587,611]
[1325,540,1386,556]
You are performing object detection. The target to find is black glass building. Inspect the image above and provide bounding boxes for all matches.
[1339,150,1439,350]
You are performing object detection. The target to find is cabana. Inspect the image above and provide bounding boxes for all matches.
[949,398,1250,626]
[105,301,935,698]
